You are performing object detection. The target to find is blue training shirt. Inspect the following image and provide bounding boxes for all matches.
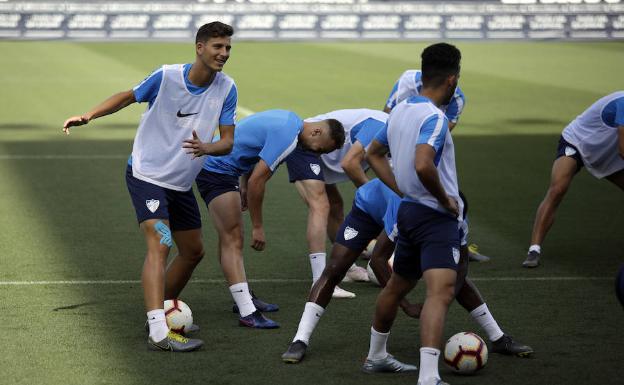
[128,64,238,165]
[352,118,387,149]
[202,110,303,177]
[601,96,624,128]
[354,179,402,239]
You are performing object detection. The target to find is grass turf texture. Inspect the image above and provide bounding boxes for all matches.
[0,41,623,385]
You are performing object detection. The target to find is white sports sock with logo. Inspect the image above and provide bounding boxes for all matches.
[230,282,256,317]
[418,347,441,384]
[367,327,389,360]
[309,252,326,283]
[293,302,325,344]
[470,303,504,342]
[147,309,169,342]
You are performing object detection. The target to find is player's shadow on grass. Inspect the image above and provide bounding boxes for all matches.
[2,136,623,384]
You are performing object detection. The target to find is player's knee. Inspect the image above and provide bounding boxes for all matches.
[322,262,347,283]
[428,282,456,304]
[186,247,205,265]
[221,228,243,249]
[310,197,330,216]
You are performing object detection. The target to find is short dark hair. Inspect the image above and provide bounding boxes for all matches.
[196,22,234,43]
[326,119,345,150]
[421,43,461,88]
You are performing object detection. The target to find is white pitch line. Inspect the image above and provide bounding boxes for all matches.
[0,276,613,286]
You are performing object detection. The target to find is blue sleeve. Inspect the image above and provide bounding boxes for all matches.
[259,115,301,172]
[385,81,399,110]
[383,198,400,241]
[373,122,389,147]
[614,98,624,126]
[219,83,238,125]
[355,118,386,149]
[445,88,465,123]
[417,114,448,153]
[133,68,163,105]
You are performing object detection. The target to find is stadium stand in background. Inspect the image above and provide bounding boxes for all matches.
[0,0,622,40]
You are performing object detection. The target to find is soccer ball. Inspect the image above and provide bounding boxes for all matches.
[444,332,488,374]
[164,299,193,334]
[366,253,394,286]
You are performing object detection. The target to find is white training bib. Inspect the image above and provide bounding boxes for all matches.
[132,64,235,191]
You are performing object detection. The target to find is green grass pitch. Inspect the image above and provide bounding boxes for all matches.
[0,40,623,385]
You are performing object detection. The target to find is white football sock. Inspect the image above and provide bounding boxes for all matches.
[309,252,326,283]
[147,309,169,342]
[529,244,541,254]
[293,302,325,344]
[230,282,256,317]
[367,327,389,360]
[418,347,441,384]
[470,303,504,342]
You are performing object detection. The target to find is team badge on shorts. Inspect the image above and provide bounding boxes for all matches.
[344,226,359,240]
[452,247,460,264]
[564,146,577,157]
[146,199,160,213]
[310,163,321,175]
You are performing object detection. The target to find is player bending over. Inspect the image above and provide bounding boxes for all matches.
[62,22,237,352]
[281,180,532,364]
[523,91,624,268]
[194,109,344,328]
[284,109,388,298]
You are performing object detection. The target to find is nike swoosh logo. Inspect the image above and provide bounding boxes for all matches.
[478,312,487,317]
[177,110,198,118]
[425,352,438,356]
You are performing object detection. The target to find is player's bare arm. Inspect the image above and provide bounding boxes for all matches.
[383,106,392,114]
[341,141,369,187]
[415,143,458,217]
[183,124,235,158]
[62,90,136,134]
[247,160,272,251]
[366,140,402,196]
[448,122,457,131]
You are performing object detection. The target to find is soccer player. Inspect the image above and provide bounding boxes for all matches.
[523,91,624,268]
[364,42,462,385]
[284,109,388,298]
[281,178,421,364]
[281,181,532,364]
[384,67,489,263]
[62,22,238,351]
[194,109,345,328]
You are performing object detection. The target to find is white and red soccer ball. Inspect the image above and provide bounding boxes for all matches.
[164,299,193,334]
[444,332,488,374]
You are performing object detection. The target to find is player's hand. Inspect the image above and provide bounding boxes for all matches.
[62,115,90,135]
[443,196,459,218]
[240,187,248,211]
[401,302,423,319]
[182,130,208,158]
[251,226,265,251]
